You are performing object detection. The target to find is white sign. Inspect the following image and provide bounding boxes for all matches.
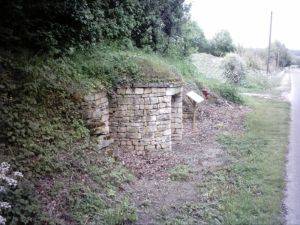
[186,91,204,104]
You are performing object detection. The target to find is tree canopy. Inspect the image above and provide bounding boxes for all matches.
[271,41,292,67]
[0,0,190,54]
[209,30,235,57]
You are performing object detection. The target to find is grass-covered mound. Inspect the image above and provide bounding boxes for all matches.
[0,45,185,224]
[0,44,245,224]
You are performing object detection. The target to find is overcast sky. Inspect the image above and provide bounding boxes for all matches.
[187,0,300,50]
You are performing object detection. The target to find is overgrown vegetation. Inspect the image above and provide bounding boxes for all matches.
[222,54,246,85]
[158,98,290,225]
[175,57,244,104]
[0,0,189,55]
[169,165,191,181]
[212,83,244,104]
[0,49,141,224]
[241,71,274,92]
[0,1,275,224]
[208,30,235,57]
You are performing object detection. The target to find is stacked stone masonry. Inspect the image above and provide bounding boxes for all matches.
[82,86,183,151]
[171,93,183,144]
[82,91,112,149]
[109,86,183,151]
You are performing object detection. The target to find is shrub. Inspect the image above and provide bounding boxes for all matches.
[242,71,273,91]
[213,83,244,104]
[222,54,246,85]
[0,162,28,225]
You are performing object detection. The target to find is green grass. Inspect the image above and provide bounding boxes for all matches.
[167,57,244,104]
[169,165,192,181]
[159,97,290,225]
[0,45,182,93]
[207,98,290,224]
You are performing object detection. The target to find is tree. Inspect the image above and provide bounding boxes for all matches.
[183,21,208,53]
[209,30,235,57]
[131,0,190,53]
[271,41,292,67]
[0,0,190,54]
[165,21,208,56]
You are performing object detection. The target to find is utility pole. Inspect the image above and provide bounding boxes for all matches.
[267,11,273,74]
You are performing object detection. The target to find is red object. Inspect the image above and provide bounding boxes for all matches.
[202,90,209,99]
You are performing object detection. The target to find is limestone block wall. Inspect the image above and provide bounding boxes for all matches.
[109,86,183,152]
[171,93,183,144]
[82,91,112,149]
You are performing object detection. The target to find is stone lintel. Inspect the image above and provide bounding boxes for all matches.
[130,83,182,88]
[166,87,182,96]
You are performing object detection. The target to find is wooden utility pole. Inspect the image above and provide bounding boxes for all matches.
[267,11,273,74]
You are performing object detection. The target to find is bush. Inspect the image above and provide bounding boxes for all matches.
[236,47,265,71]
[222,54,246,85]
[242,71,273,91]
[213,83,244,104]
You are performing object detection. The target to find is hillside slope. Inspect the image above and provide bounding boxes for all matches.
[0,46,186,224]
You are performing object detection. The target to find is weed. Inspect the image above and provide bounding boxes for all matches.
[169,165,192,181]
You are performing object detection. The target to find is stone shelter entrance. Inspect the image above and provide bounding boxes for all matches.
[81,84,183,152]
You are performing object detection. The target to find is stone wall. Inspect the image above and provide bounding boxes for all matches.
[171,93,183,144]
[82,91,112,150]
[109,86,183,152]
[81,86,183,151]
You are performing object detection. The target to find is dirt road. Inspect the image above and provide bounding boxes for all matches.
[285,69,300,225]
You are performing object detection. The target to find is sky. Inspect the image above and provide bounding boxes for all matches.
[187,0,300,50]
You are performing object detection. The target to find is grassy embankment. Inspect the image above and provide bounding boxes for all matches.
[1,46,147,224]
[1,45,240,224]
[0,46,182,225]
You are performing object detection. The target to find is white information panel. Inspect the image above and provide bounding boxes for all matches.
[186,91,204,103]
